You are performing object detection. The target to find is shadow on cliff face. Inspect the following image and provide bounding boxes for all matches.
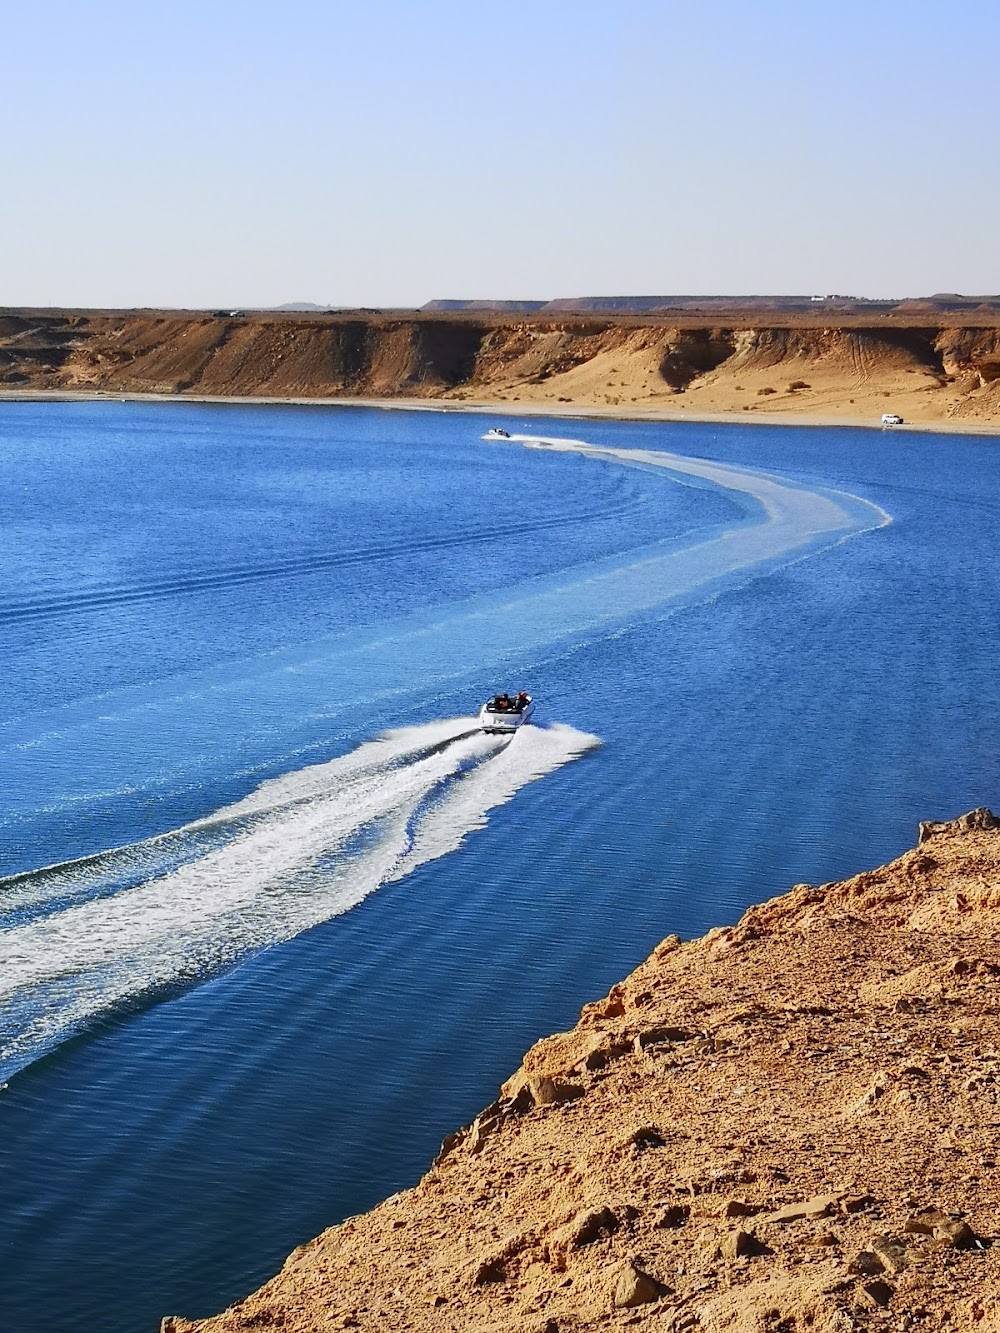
[658,330,736,390]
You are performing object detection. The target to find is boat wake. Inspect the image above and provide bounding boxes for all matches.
[500,431,892,542]
[0,429,892,1080]
[0,718,598,1080]
[0,432,890,830]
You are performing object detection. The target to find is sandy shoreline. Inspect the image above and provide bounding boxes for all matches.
[2,387,999,437]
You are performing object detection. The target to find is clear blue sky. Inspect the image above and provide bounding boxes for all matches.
[4,0,998,307]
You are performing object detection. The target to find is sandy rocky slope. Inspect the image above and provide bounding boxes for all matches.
[165,809,1000,1333]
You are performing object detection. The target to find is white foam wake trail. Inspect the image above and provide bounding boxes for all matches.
[187,716,480,830]
[0,432,890,828]
[0,719,485,920]
[0,718,598,1078]
[504,432,891,544]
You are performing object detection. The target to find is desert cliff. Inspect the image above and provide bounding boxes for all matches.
[3,310,1000,426]
[164,809,1000,1333]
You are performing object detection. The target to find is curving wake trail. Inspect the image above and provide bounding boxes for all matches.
[503,432,891,573]
[0,719,598,1078]
[0,430,891,1079]
[0,433,888,827]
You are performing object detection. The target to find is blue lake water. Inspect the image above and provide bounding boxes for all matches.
[0,402,998,1332]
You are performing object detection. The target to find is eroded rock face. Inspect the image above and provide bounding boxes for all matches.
[167,812,1000,1333]
[7,310,1000,425]
[918,805,998,843]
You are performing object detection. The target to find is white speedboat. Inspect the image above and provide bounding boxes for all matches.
[479,691,534,733]
[483,427,511,439]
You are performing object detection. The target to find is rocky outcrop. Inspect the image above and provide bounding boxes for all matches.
[164,810,1000,1333]
[918,805,1000,843]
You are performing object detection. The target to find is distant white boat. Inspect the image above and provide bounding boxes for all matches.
[881,413,904,427]
[478,691,534,733]
[483,427,511,440]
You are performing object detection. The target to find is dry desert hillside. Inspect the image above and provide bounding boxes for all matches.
[3,309,1000,425]
[164,808,1000,1333]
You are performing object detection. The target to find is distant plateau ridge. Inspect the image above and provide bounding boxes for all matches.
[2,306,1000,425]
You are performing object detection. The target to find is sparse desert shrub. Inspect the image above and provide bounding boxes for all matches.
[757,386,777,396]
[787,379,810,391]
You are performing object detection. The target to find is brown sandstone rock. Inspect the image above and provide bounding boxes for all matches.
[528,1076,583,1107]
[612,1261,667,1308]
[500,1071,584,1109]
[652,934,681,963]
[804,1230,839,1248]
[764,1193,843,1224]
[902,1209,975,1246]
[722,1198,758,1218]
[934,1218,976,1248]
[717,1228,764,1260]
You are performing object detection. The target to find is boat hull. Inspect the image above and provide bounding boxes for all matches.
[478,699,534,733]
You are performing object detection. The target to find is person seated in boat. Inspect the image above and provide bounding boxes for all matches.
[515,691,529,713]
[495,693,511,712]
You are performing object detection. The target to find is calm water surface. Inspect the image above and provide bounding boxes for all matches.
[0,403,998,1331]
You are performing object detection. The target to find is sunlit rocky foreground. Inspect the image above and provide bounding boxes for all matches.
[165,808,1000,1333]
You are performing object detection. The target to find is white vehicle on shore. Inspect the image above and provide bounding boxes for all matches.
[478,691,534,733]
[483,427,511,439]
[881,413,904,427]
